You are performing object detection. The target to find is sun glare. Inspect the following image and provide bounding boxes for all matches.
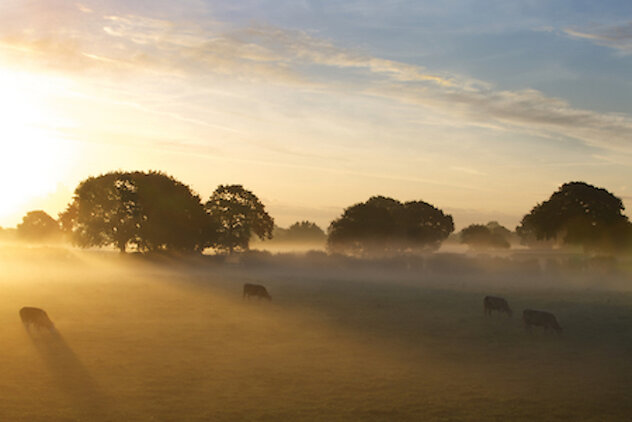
[0,67,74,223]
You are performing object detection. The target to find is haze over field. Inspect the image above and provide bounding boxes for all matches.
[2,1,632,421]
[1,247,632,421]
[1,0,632,229]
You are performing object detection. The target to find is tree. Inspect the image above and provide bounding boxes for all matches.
[279,221,326,242]
[486,221,512,240]
[59,172,138,252]
[17,210,62,241]
[327,196,454,255]
[516,181,632,253]
[132,172,216,253]
[460,224,510,250]
[60,171,214,253]
[286,221,326,241]
[205,185,274,253]
[401,200,455,249]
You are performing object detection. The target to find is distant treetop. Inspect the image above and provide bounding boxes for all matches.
[328,195,454,255]
[271,221,326,243]
[205,184,274,253]
[460,222,511,250]
[17,210,61,241]
[516,181,632,253]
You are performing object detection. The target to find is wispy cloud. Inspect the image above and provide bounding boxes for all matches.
[75,3,93,14]
[2,4,632,158]
[564,21,632,53]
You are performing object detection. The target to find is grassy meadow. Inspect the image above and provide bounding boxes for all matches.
[1,246,632,421]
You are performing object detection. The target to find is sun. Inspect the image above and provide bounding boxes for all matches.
[0,67,75,224]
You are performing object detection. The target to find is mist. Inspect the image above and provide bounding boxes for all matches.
[2,244,631,421]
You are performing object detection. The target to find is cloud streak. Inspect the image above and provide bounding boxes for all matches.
[565,21,632,53]
[1,3,632,158]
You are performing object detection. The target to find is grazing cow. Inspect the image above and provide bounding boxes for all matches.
[523,309,562,334]
[483,296,512,317]
[19,307,55,331]
[243,283,271,300]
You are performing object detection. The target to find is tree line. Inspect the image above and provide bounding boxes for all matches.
[3,172,632,256]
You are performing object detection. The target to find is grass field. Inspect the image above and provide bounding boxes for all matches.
[1,246,631,421]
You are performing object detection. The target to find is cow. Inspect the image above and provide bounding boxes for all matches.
[243,283,271,300]
[523,309,562,334]
[483,296,512,317]
[19,307,55,332]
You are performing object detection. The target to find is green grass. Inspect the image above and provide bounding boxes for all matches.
[0,248,631,421]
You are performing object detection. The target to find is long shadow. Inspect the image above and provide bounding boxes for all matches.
[26,327,114,421]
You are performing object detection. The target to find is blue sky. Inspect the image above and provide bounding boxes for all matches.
[0,0,630,229]
[202,0,632,109]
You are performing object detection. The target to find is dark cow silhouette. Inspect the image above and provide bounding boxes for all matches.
[20,307,55,331]
[243,283,271,300]
[483,296,512,317]
[523,309,562,334]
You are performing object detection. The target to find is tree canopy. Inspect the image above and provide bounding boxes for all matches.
[17,210,61,241]
[516,181,632,253]
[60,171,214,253]
[205,184,274,253]
[272,221,326,243]
[327,196,454,255]
[460,222,511,250]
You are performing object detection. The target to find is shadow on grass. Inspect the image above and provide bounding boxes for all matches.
[26,327,114,420]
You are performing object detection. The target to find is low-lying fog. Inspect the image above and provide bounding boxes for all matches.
[1,244,631,421]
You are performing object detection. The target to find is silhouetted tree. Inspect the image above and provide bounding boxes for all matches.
[17,210,62,241]
[328,196,454,255]
[59,172,137,252]
[486,221,513,240]
[60,171,214,253]
[516,181,632,253]
[402,200,455,248]
[205,185,274,253]
[133,172,217,253]
[270,225,289,240]
[460,224,510,250]
[277,221,326,242]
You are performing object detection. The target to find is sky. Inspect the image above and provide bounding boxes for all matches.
[0,0,631,231]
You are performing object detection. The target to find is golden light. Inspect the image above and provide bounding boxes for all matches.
[0,67,75,223]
